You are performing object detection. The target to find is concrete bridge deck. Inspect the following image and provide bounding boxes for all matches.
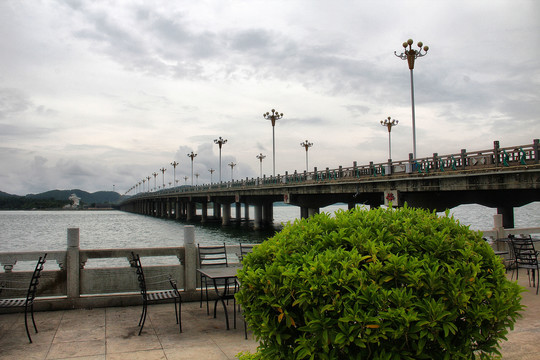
[0,271,539,360]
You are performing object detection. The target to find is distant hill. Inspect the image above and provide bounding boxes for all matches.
[0,189,128,210]
[25,189,123,205]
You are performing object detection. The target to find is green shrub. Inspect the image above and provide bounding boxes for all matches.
[236,205,523,360]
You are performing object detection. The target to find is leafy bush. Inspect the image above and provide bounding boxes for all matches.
[236,205,523,360]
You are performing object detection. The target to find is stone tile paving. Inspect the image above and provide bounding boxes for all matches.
[1,271,539,359]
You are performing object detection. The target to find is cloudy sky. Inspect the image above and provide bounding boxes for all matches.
[1,0,539,196]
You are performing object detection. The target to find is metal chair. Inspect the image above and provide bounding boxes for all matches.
[198,243,228,315]
[0,254,47,343]
[129,252,182,335]
[239,243,256,263]
[508,235,539,295]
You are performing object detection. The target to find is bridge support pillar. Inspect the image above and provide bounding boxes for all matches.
[263,202,273,226]
[175,201,180,220]
[213,202,221,219]
[201,202,208,223]
[186,202,196,221]
[497,206,515,229]
[348,202,355,210]
[308,208,319,217]
[222,203,231,226]
[235,203,242,222]
[300,207,319,218]
[254,205,263,230]
[244,203,250,221]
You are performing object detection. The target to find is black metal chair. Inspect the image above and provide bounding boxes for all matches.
[129,252,182,335]
[198,243,228,315]
[239,243,256,263]
[508,235,540,295]
[0,254,47,343]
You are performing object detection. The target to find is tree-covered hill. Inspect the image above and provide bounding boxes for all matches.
[0,190,126,210]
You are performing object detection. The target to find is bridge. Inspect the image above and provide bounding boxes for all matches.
[120,139,540,229]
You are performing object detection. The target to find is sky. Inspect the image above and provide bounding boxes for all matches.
[1,0,539,196]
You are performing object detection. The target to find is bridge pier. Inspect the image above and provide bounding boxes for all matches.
[300,207,319,218]
[222,203,231,226]
[201,202,208,223]
[244,203,250,222]
[254,204,263,230]
[213,202,221,220]
[186,202,196,221]
[263,202,273,226]
[235,202,242,222]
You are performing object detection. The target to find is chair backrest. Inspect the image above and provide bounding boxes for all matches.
[26,254,47,304]
[130,252,147,298]
[509,235,538,267]
[198,243,228,268]
[239,243,256,262]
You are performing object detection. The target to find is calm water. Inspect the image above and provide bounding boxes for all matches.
[1,203,539,254]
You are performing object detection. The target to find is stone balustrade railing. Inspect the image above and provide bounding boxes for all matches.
[0,226,244,311]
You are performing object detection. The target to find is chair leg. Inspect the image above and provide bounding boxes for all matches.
[174,298,179,324]
[24,304,33,343]
[199,275,204,308]
[138,302,147,335]
[205,282,210,315]
[178,300,182,333]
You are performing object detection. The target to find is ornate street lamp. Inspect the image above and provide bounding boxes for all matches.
[183,176,188,185]
[263,109,284,176]
[187,151,197,186]
[380,116,399,160]
[160,167,167,188]
[228,162,237,181]
[395,38,429,159]
[208,168,215,183]
[147,176,151,192]
[195,173,200,185]
[142,179,146,193]
[171,161,179,187]
[256,153,266,178]
[214,136,227,182]
[300,140,313,171]
[152,172,158,191]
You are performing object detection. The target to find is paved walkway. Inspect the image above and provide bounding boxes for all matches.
[1,272,539,359]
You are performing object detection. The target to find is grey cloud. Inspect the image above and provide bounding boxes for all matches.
[0,88,32,119]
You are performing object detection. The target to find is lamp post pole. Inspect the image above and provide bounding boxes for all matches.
[183,176,188,185]
[214,137,227,183]
[170,161,179,187]
[300,140,313,171]
[152,172,158,191]
[160,167,167,188]
[380,116,399,160]
[195,173,200,185]
[395,38,429,159]
[187,152,197,186]
[263,109,284,177]
[228,162,237,181]
[208,168,215,184]
[146,176,151,192]
[256,153,266,178]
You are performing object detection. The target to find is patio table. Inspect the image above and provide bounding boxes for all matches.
[197,266,241,330]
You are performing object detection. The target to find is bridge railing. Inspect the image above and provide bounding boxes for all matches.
[124,139,538,199]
